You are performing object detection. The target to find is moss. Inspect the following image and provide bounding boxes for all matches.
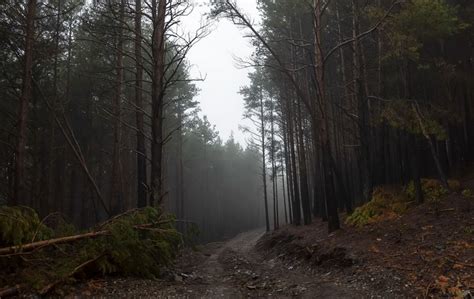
[347,178,462,227]
[346,186,411,227]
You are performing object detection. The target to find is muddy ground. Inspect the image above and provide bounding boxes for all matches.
[72,229,378,298]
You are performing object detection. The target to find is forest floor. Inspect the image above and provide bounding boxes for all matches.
[67,175,474,298]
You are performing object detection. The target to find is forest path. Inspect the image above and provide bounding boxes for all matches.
[88,229,365,298]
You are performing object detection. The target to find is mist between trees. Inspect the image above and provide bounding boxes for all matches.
[213,0,474,232]
[0,0,276,243]
[1,0,473,244]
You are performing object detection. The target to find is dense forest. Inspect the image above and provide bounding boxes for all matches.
[1,0,473,297]
[217,0,474,232]
[0,0,266,243]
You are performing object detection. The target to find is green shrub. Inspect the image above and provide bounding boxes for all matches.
[405,178,460,202]
[346,186,411,227]
[0,205,52,246]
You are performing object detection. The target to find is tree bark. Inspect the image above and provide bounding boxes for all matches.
[314,0,340,231]
[259,85,270,232]
[150,0,167,206]
[352,0,372,202]
[110,0,125,215]
[13,0,36,205]
[135,0,147,208]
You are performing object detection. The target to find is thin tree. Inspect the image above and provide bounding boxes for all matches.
[13,0,37,205]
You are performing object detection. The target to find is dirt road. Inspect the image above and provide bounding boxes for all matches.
[86,229,369,298]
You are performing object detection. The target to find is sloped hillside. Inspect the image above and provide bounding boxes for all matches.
[258,175,474,298]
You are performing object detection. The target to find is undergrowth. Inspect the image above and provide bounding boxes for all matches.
[406,178,461,202]
[346,186,411,227]
[0,205,52,247]
[0,206,182,293]
[346,178,461,227]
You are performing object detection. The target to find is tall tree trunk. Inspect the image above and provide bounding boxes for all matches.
[283,126,293,224]
[176,102,184,229]
[150,0,166,206]
[314,0,340,232]
[336,2,354,213]
[280,145,288,224]
[296,93,311,225]
[13,0,36,205]
[110,0,125,215]
[270,98,279,229]
[259,85,270,232]
[48,0,61,212]
[352,0,372,203]
[287,95,301,225]
[135,0,147,208]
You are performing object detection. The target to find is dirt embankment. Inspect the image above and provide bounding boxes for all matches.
[257,180,474,298]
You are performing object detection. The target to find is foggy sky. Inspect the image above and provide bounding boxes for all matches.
[182,0,260,145]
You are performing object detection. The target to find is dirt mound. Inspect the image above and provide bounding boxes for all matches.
[257,232,354,268]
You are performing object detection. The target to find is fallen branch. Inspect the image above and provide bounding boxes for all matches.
[0,230,109,256]
[0,221,174,256]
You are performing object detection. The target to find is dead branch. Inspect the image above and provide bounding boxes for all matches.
[0,219,175,256]
[0,230,110,256]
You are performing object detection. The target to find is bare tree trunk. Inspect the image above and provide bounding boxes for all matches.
[270,98,279,230]
[135,0,147,208]
[352,0,372,203]
[13,0,36,205]
[64,18,73,218]
[280,145,288,224]
[314,0,340,232]
[296,19,311,226]
[150,0,166,206]
[176,102,184,229]
[259,85,270,232]
[48,0,61,212]
[296,93,311,225]
[286,94,301,225]
[336,2,354,213]
[110,0,125,215]
[283,125,293,224]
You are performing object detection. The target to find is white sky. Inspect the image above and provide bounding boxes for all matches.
[182,0,260,145]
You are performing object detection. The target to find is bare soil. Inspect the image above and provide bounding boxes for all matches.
[72,229,370,298]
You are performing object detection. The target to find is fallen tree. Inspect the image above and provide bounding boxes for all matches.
[0,206,181,296]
